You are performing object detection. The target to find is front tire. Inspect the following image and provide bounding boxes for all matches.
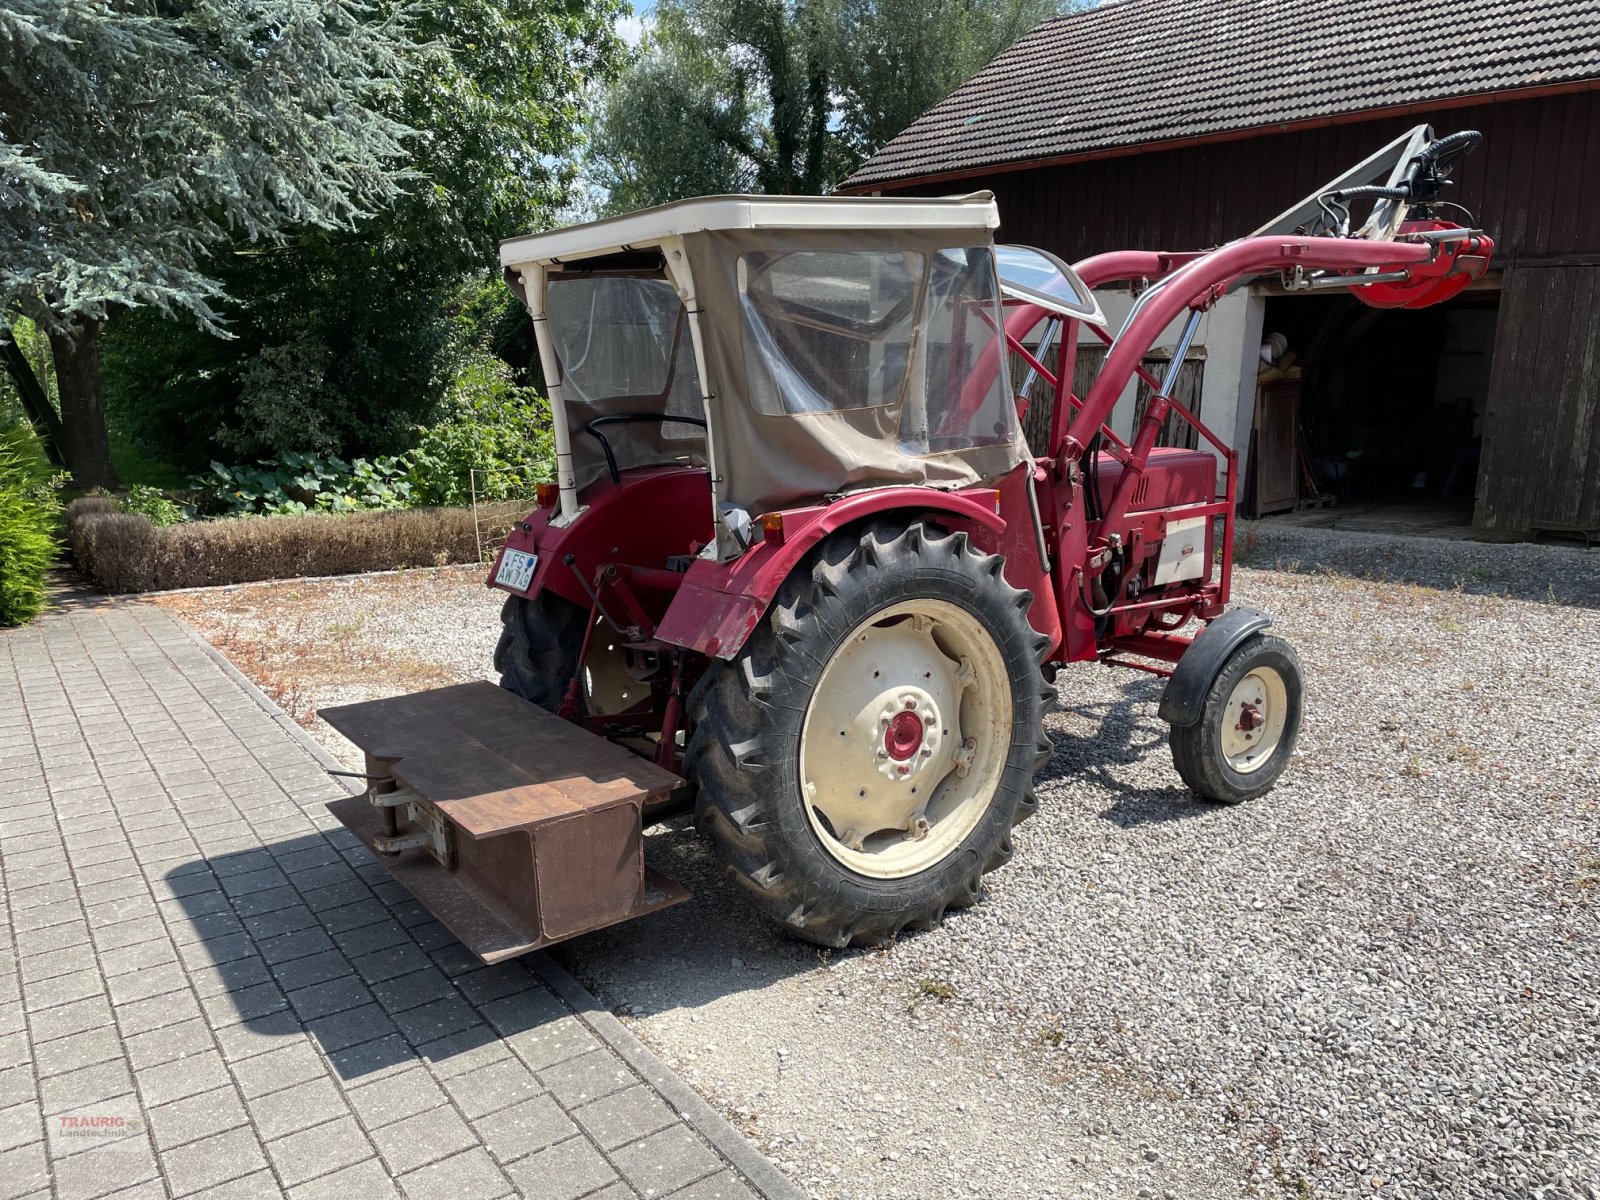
[1169,632,1303,803]
[686,519,1054,948]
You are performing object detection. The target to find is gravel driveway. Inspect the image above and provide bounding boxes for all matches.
[154,525,1600,1199]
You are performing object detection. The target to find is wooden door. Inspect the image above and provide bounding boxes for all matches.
[1478,266,1600,535]
[1254,381,1300,514]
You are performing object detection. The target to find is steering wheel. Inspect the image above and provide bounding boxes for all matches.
[581,412,707,485]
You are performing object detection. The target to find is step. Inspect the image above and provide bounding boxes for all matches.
[321,681,690,963]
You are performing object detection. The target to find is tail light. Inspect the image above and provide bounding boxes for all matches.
[535,482,559,509]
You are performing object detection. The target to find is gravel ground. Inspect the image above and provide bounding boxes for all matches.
[153,526,1600,1199]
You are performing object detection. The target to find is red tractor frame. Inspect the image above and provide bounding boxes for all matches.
[333,126,1492,954]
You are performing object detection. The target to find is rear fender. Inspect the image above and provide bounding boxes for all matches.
[656,477,1056,660]
[487,467,714,611]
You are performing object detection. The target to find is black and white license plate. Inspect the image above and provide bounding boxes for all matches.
[494,548,538,591]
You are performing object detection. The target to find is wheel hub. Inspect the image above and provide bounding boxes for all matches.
[884,709,924,761]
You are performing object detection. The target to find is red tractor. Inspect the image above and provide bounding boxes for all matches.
[323,128,1491,959]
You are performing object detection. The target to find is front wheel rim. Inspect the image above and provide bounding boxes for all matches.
[799,599,1013,879]
[1219,666,1289,773]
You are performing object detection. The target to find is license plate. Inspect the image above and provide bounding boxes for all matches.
[495,548,538,592]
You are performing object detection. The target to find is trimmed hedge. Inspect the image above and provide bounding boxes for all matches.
[67,499,526,593]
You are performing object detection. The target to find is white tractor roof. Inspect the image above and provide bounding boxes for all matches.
[499,192,1000,271]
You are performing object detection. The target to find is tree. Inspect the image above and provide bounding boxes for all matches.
[587,0,1071,211]
[0,0,417,488]
[836,0,1066,159]
[100,0,623,470]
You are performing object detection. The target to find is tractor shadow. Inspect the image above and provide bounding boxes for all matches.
[1039,673,1226,829]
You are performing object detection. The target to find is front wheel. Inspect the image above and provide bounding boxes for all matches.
[686,519,1054,948]
[1169,633,1303,803]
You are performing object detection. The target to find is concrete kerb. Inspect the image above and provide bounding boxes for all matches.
[171,611,807,1200]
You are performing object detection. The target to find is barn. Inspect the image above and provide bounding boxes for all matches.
[840,0,1600,540]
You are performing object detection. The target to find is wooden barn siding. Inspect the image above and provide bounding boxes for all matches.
[904,92,1600,531]
[905,92,1600,263]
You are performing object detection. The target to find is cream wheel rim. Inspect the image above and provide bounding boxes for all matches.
[799,600,1012,879]
[1219,666,1288,774]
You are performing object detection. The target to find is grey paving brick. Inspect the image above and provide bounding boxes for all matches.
[112,988,202,1037]
[396,1147,514,1200]
[30,1024,120,1080]
[188,956,273,1001]
[210,1009,303,1063]
[371,969,459,1016]
[177,933,257,972]
[344,1066,447,1130]
[0,1101,43,1155]
[229,1040,328,1098]
[246,1076,348,1141]
[272,949,354,994]
[19,941,99,984]
[504,1134,618,1200]
[105,961,188,1007]
[28,996,110,1048]
[15,920,90,955]
[412,1030,512,1088]
[348,941,432,985]
[473,1093,576,1165]
[611,1125,723,1197]
[479,989,569,1039]
[146,1086,248,1153]
[218,866,289,898]
[24,968,105,1012]
[257,927,336,967]
[287,1157,401,1200]
[371,1105,477,1175]
[306,1003,397,1054]
[242,904,317,942]
[390,997,482,1046]
[286,976,373,1023]
[38,1060,134,1118]
[573,1085,679,1152]
[124,1019,214,1072]
[198,980,288,1028]
[264,1114,371,1188]
[135,1051,232,1108]
[323,1033,415,1085]
[0,1034,29,1072]
[87,916,164,954]
[159,1125,267,1197]
[49,1137,158,1200]
[185,1170,281,1200]
[510,1021,606,1075]
[320,899,396,937]
[664,1171,762,1200]
[537,1048,634,1110]
[440,1056,542,1120]
[453,964,538,1007]
[0,1138,50,1200]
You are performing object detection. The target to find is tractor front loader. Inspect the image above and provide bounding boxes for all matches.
[322,127,1493,959]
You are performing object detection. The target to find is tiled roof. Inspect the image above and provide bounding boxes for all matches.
[842,0,1600,189]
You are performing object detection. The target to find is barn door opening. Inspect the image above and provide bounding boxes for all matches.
[1254,288,1499,534]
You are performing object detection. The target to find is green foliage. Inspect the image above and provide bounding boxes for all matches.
[100,0,621,469]
[120,485,184,528]
[199,452,413,517]
[0,423,64,626]
[406,356,555,508]
[589,0,1072,208]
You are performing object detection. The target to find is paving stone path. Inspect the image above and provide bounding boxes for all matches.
[0,602,802,1200]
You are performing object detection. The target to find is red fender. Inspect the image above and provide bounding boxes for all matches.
[655,487,1008,659]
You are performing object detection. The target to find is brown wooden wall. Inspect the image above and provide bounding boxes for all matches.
[901,90,1600,532]
[902,90,1600,266]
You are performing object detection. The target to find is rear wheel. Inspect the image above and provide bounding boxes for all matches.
[686,519,1053,947]
[1169,633,1302,803]
[495,593,648,716]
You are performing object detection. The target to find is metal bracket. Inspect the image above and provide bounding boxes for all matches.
[370,787,455,868]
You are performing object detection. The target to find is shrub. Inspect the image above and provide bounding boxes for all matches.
[0,423,64,626]
[121,484,185,526]
[197,451,412,516]
[406,355,554,508]
[67,499,526,593]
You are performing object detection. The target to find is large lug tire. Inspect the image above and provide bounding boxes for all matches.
[494,592,585,712]
[685,519,1054,948]
[497,592,657,717]
[1169,632,1303,804]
